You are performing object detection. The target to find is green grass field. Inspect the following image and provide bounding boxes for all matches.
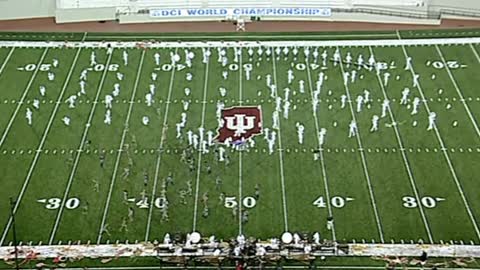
[1,34,480,249]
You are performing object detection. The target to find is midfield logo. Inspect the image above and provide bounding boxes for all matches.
[216,106,262,144]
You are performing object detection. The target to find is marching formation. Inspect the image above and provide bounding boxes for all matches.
[17,42,444,239]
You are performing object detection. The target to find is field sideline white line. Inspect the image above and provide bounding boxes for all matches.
[144,48,179,241]
[47,49,113,244]
[95,50,145,244]
[368,46,434,243]
[0,47,77,246]
[336,46,385,243]
[192,51,211,232]
[305,58,337,241]
[400,45,480,241]
[435,45,480,139]
[271,51,289,232]
[0,48,49,149]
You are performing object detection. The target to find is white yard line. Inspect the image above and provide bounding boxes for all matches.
[368,46,433,243]
[271,51,289,232]
[238,47,244,236]
[305,58,336,241]
[0,47,15,78]
[192,53,211,232]
[46,48,91,243]
[336,46,385,243]
[435,45,480,139]
[95,50,144,244]
[0,47,79,246]
[144,48,178,241]
[396,30,402,40]
[400,45,480,241]
[0,48,49,148]
[82,32,88,42]
[48,50,113,244]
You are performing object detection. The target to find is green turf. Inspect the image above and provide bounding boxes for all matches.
[0,32,480,266]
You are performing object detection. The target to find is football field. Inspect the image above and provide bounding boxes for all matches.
[1,35,480,247]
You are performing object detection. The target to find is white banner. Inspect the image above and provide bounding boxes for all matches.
[149,7,332,18]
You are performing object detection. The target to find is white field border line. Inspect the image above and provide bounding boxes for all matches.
[96,50,145,244]
[192,50,211,232]
[3,37,480,49]
[271,50,289,232]
[0,47,76,246]
[305,58,336,241]
[435,45,480,139]
[368,46,433,244]
[0,48,49,148]
[84,33,398,40]
[48,50,113,244]
[238,47,244,236]
[336,46,384,243]
[144,48,179,241]
[400,45,480,241]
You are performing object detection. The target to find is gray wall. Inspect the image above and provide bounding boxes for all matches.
[0,0,56,20]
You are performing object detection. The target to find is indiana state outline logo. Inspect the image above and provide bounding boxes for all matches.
[215,106,263,144]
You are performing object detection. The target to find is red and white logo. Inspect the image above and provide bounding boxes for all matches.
[216,106,262,143]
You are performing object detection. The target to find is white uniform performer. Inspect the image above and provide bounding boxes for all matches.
[90,51,97,66]
[245,64,252,81]
[142,116,150,126]
[176,123,182,138]
[299,80,305,94]
[222,71,228,80]
[272,111,280,130]
[39,86,46,96]
[151,72,158,81]
[26,108,32,125]
[32,99,40,110]
[340,94,347,109]
[145,93,153,107]
[182,100,190,111]
[113,83,120,97]
[52,58,59,68]
[383,72,390,87]
[80,69,88,81]
[381,99,390,118]
[363,89,370,103]
[149,84,156,96]
[104,109,112,125]
[186,73,193,81]
[48,72,55,81]
[105,94,113,109]
[427,112,436,131]
[270,84,277,99]
[62,116,70,126]
[283,100,291,119]
[413,74,420,88]
[116,72,124,81]
[268,131,276,155]
[66,95,77,108]
[123,50,129,66]
[400,88,410,105]
[287,69,294,84]
[79,80,86,95]
[405,56,412,70]
[411,97,421,115]
[266,74,272,87]
[219,87,227,97]
[154,53,161,66]
[318,128,327,146]
[370,115,380,132]
[356,95,364,113]
[296,122,305,144]
[348,120,357,138]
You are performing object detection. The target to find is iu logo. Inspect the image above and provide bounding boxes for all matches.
[216,106,262,143]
